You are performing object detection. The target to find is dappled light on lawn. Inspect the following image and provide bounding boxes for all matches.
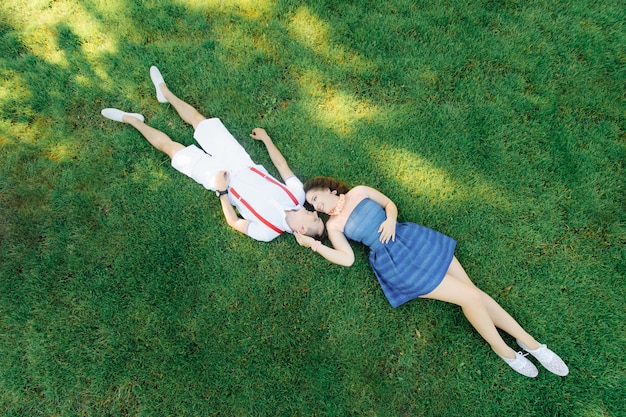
[176,0,273,18]
[297,68,379,135]
[372,145,512,210]
[575,402,614,417]
[288,6,374,71]
[45,143,77,163]
[130,162,174,193]
[0,72,33,145]
[1,0,118,66]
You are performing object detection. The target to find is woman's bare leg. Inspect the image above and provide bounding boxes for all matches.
[446,257,541,350]
[421,274,517,358]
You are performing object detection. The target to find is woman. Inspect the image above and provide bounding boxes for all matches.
[295,176,568,378]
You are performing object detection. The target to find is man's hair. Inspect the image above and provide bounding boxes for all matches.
[307,223,328,243]
[303,176,350,195]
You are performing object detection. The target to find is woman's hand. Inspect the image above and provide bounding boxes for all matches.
[215,170,231,191]
[378,218,396,244]
[250,128,270,141]
[294,232,315,248]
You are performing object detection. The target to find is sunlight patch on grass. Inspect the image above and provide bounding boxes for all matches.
[216,25,272,67]
[418,68,439,86]
[574,402,612,417]
[130,163,173,193]
[288,7,329,51]
[288,7,373,70]
[372,145,512,210]
[298,69,378,135]
[73,73,96,90]
[1,118,54,147]
[0,71,47,146]
[1,0,118,66]
[374,146,460,202]
[176,0,274,18]
[24,27,70,68]
[0,120,23,146]
[45,143,76,163]
[286,6,379,135]
[0,71,31,106]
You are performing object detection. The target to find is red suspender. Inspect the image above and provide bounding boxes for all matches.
[229,188,283,234]
[228,168,300,235]
[249,167,299,205]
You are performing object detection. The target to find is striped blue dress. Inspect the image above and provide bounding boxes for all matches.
[344,198,456,308]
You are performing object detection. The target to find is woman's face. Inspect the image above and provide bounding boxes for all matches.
[306,188,336,214]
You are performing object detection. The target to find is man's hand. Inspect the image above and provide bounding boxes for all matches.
[250,127,295,182]
[215,170,231,191]
[250,128,270,142]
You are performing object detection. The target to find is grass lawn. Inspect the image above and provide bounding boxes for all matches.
[1,0,624,415]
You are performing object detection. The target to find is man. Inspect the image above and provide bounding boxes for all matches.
[101,66,324,242]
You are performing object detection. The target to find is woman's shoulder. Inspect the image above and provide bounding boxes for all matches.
[347,185,371,197]
[347,185,383,205]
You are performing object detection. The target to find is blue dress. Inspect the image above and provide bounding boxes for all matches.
[343,198,456,308]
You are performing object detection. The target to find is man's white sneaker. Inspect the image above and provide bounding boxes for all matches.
[150,66,168,103]
[101,108,145,123]
[500,351,539,377]
[517,340,569,376]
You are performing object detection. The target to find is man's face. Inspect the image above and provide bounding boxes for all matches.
[294,208,324,237]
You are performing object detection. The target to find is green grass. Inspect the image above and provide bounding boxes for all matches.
[1,0,624,415]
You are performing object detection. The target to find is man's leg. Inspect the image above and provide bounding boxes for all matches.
[123,115,185,159]
[150,66,206,130]
[101,108,185,159]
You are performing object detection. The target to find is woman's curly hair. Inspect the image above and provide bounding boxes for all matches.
[302,176,350,243]
[303,176,350,195]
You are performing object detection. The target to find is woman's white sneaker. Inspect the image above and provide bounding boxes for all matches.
[517,340,569,376]
[500,351,539,377]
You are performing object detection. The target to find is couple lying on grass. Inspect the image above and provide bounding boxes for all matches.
[101,66,568,378]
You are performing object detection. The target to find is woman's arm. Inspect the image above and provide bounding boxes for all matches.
[295,229,355,267]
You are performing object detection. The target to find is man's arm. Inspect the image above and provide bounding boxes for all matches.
[215,170,249,234]
[250,128,295,182]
